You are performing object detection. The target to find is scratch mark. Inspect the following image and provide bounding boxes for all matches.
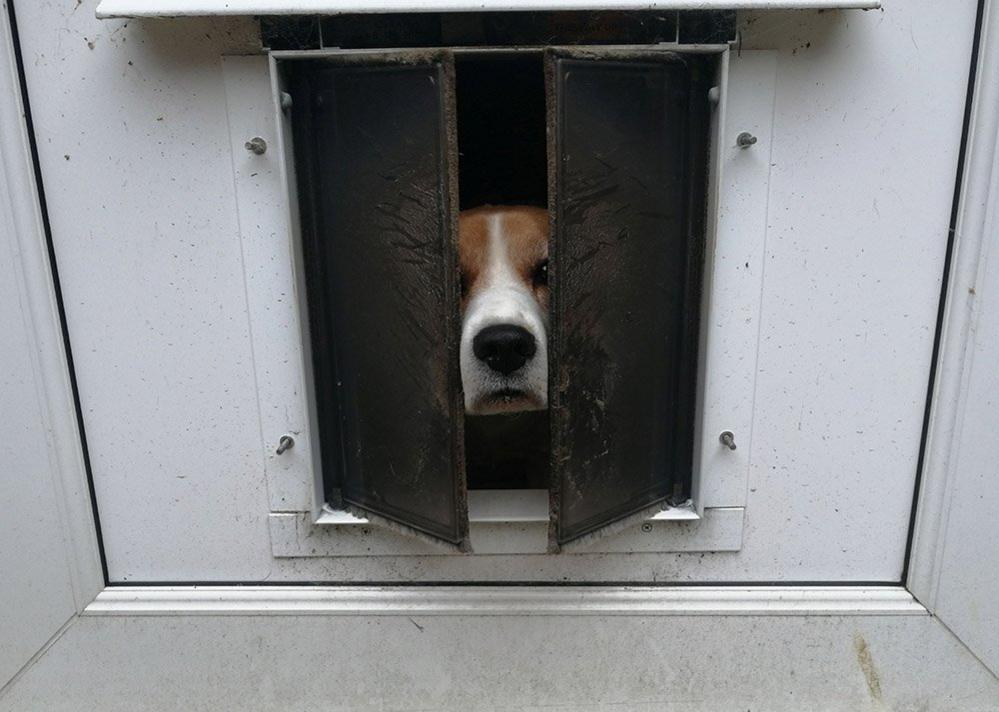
[407,617,424,632]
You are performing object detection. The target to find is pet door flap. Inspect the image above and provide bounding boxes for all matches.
[289,52,467,547]
[548,50,704,546]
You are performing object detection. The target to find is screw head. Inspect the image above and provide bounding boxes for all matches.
[276,435,295,455]
[641,522,654,533]
[736,132,758,149]
[245,137,267,155]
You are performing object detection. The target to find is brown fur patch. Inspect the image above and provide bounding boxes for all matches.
[458,205,549,311]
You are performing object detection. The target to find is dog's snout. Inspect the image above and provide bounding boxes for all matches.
[473,324,537,375]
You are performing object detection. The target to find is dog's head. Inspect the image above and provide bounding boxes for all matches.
[459,205,549,415]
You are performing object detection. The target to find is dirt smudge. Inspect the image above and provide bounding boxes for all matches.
[853,633,884,705]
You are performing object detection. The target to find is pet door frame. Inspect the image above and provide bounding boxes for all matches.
[254,42,769,557]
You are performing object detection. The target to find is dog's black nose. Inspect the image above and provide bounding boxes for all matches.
[473,324,537,375]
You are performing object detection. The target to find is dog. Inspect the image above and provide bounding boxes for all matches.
[458,205,549,416]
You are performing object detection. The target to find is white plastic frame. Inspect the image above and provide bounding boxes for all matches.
[217,42,780,557]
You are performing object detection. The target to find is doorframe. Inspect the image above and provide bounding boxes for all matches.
[0,0,104,613]
[906,0,996,612]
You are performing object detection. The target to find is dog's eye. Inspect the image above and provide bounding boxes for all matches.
[533,259,549,287]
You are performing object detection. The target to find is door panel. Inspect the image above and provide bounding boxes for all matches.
[289,54,467,546]
[548,51,709,545]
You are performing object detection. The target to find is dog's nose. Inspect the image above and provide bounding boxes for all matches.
[473,324,537,375]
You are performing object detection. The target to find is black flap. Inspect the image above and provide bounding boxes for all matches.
[289,53,467,547]
[548,51,707,545]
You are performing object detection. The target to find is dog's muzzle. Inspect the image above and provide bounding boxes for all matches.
[460,288,548,415]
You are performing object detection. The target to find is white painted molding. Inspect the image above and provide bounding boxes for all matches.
[97,0,880,20]
[0,4,104,612]
[84,585,925,616]
[907,0,999,611]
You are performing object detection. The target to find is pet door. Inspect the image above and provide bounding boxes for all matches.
[286,46,711,550]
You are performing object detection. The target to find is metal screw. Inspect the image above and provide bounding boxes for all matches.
[276,435,295,455]
[736,132,757,149]
[280,92,293,113]
[641,522,654,533]
[245,137,267,155]
[719,431,737,451]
